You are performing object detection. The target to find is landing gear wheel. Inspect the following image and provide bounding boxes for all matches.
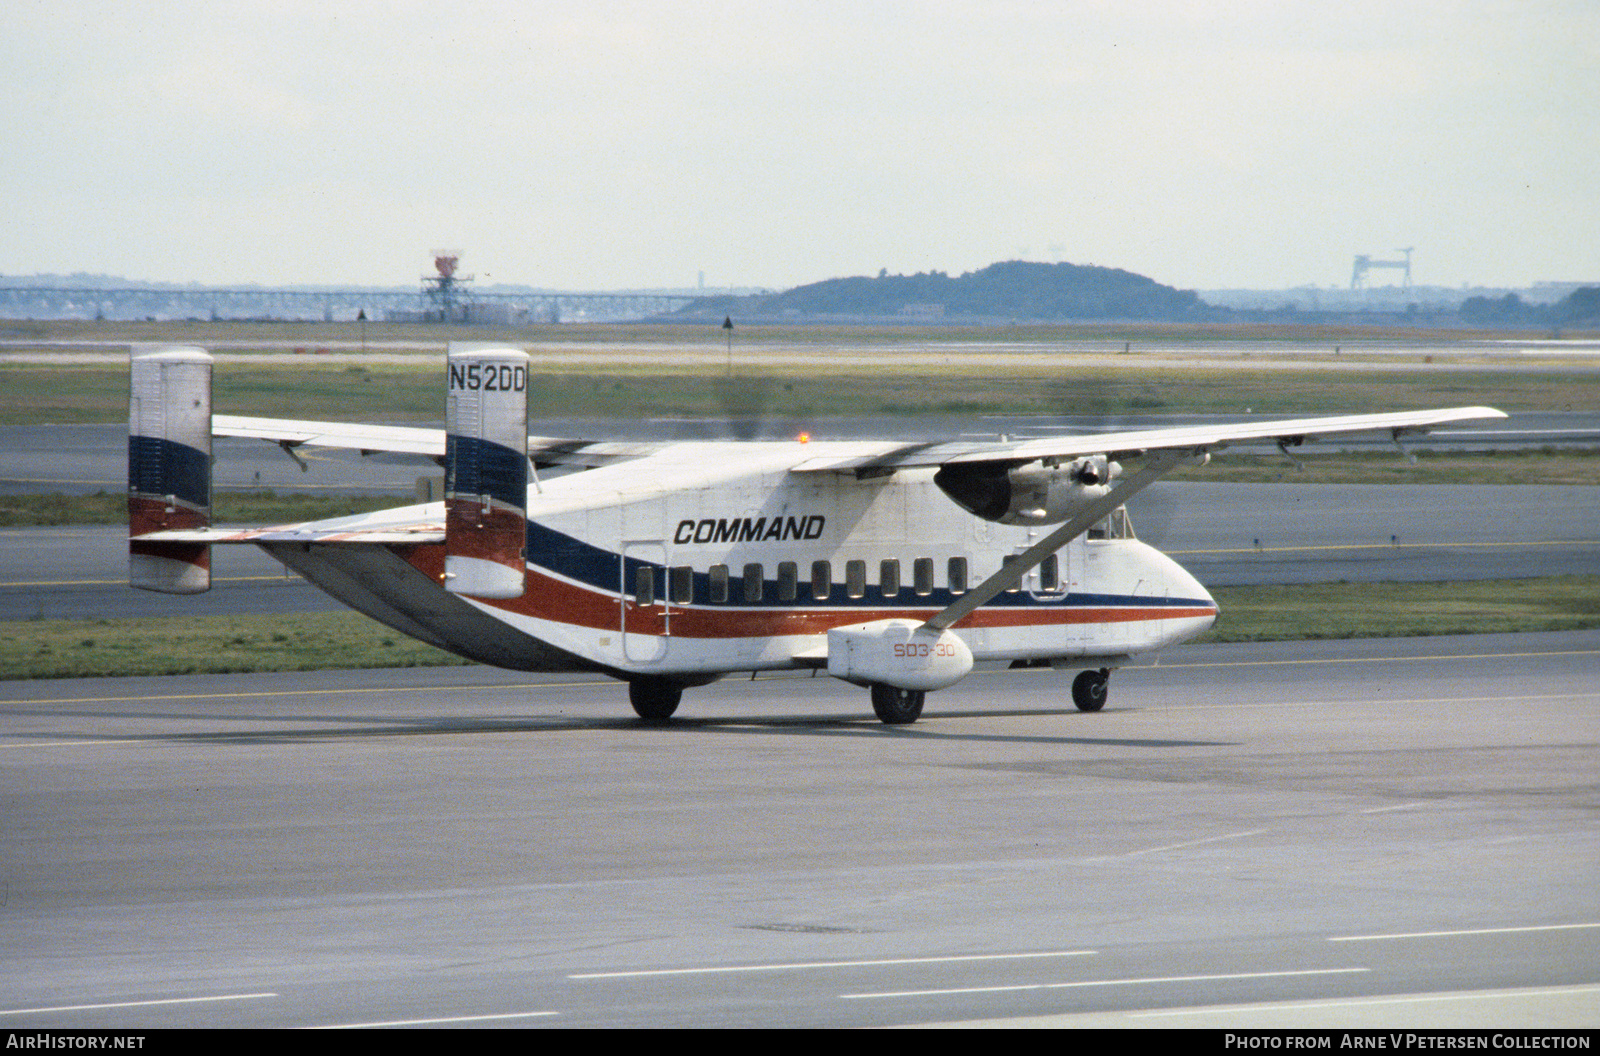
[629,679,683,721]
[870,684,925,725]
[1072,669,1110,712]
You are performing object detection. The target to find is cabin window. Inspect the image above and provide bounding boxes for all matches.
[634,565,655,606]
[1002,554,1023,593]
[913,557,934,596]
[670,565,694,605]
[777,561,798,602]
[879,559,900,598]
[948,557,968,594]
[1090,507,1136,541]
[709,563,729,603]
[1039,553,1059,592]
[811,560,832,600]
[845,560,866,598]
[743,562,764,603]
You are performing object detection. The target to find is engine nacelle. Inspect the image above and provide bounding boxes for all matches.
[827,619,974,692]
[934,456,1119,526]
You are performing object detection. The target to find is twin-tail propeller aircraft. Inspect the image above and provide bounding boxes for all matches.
[127,343,1505,724]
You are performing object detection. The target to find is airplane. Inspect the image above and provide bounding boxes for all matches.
[127,342,1506,724]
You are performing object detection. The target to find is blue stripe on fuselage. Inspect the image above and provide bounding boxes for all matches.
[524,519,1210,611]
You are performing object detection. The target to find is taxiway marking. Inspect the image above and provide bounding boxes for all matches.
[305,1010,558,1028]
[571,949,1097,980]
[840,966,1370,1000]
[3,574,294,588]
[1126,983,1600,1019]
[0,992,278,1015]
[1168,539,1598,556]
[1330,922,1600,943]
[1093,828,1269,859]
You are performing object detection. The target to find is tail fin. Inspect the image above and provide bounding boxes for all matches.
[444,344,529,599]
[128,346,213,593]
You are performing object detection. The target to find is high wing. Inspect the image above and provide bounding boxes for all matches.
[790,406,1507,473]
[213,414,657,469]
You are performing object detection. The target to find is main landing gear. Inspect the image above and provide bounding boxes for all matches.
[1072,669,1110,712]
[628,678,683,722]
[870,684,925,725]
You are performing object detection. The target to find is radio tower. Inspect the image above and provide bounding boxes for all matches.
[422,250,473,321]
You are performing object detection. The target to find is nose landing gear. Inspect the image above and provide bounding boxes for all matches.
[1072,669,1110,712]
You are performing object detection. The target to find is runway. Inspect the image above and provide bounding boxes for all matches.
[1,632,1595,1028]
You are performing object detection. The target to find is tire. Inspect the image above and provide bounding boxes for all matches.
[870,684,925,725]
[629,679,683,721]
[1072,669,1109,712]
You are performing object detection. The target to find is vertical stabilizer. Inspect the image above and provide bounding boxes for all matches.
[128,346,213,593]
[444,344,529,599]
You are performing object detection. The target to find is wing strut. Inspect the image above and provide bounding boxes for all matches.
[920,448,1195,633]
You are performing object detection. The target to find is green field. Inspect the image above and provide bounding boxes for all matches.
[5,318,1599,427]
[5,358,1598,426]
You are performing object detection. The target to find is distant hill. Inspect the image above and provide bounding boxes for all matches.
[676,260,1214,323]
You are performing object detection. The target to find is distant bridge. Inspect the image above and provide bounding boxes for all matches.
[0,285,719,322]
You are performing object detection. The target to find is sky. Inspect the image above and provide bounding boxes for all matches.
[4,0,1597,293]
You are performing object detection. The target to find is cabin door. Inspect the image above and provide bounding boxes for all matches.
[620,540,669,663]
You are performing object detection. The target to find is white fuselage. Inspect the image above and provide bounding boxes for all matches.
[267,440,1218,680]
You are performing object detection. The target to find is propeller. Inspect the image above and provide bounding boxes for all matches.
[1035,373,1178,547]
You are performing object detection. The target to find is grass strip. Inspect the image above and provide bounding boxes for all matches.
[5,356,1599,426]
[1,577,1595,681]
[1198,576,1600,642]
[0,611,470,680]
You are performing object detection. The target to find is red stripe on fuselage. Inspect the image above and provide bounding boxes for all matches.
[384,545,1216,640]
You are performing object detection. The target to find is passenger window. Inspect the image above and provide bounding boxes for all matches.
[743,563,763,603]
[1002,554,1022,593]
[1039,553,1059,592]
[810,560,832,600]
[879,559,900,597]
[913,557,934,596]
[845,560,866,599]
[777,561,798,602]
[634,565,655,606]
[948,557,968,594]
[709,564,729,603]
[670,565,694,604]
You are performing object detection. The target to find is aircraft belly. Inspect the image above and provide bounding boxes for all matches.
[259,542,599,673]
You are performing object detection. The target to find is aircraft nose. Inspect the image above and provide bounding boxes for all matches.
[1160,550,1218,633]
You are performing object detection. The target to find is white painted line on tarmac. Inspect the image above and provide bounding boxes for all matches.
[1091,828,1269,860]
[841,966,1369,1000]
[1330,922,1600,943]
[1160,651,1600,670]
[571,949,1098,980]
[1127,983,1600,1019]
[304,1010,559,1028]
[0,992,278,1015]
